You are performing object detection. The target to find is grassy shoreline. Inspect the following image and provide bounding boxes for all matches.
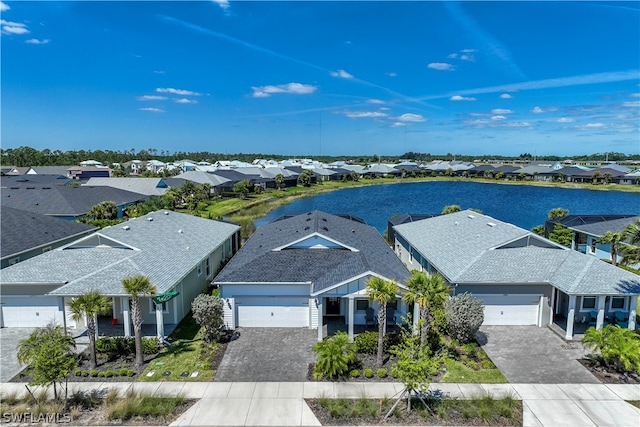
[193,177,639,236]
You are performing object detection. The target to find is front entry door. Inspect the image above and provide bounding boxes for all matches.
[326,297,341,315]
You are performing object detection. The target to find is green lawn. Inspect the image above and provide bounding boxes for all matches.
[138,314,219,382]
[440,358,508,384]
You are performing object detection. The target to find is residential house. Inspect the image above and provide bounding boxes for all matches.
[214,211,411,341]
[26,166,73,176]
[83,177,170,197]
[174,171,231,194]
[0,183,147,220]
[619,171,640,185]
[393,210,639,340]
[1,207,97,269]
[67,166,111,180]
[0,211,241,338]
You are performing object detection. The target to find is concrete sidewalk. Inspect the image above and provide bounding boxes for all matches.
[1,381,638,426]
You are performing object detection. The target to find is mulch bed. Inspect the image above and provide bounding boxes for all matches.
[578,359,640,384]
[306,398,522,426]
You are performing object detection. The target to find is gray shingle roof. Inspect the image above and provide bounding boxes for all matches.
[1,207,96,259]
[0,211,240,296]
[83,177,169,196]
[568,216,640,237]
[0,185,147,217]
[214,211,410,293]
[393,210,640,296]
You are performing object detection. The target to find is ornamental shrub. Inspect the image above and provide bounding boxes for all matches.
[445,293,484,344]
[312,332,356,380]
[105,370,115,378]
[141,337,160,355]
[119,368,129,377]
[354,331,378,355]
[350,369,360,378]
[376,368,387,378]
[191,293,225,343]
[363,368,374,378]
[97,371,106,378]
[89,370,99,378]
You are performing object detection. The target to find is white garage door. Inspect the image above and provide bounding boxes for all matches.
[480,295,540,326]
[236,297,309,327]
[1,296,63,328]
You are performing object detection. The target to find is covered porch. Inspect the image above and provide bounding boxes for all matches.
[552,288,638,340]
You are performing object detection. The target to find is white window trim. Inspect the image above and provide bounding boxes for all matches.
[149,300,169,314]
[205,257,211,278]
[197,262,202,277]
[581,296,597,311]
[589,240,597,254]
[609,296,627,311]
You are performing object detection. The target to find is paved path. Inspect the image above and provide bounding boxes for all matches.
[1,381,638,426]
[215,328,316,382]
[0,328,35,382]
[479,325,599,383]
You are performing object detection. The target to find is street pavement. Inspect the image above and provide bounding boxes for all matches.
[1,381,638,426]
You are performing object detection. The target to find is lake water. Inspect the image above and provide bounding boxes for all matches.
[256,181,640,233]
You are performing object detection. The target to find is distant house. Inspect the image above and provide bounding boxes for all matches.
[214,211,411,341]
[1,207,97,269]
[67,166,111,180]
[0,211,241,335]
[619,171,640,185]
[393,210,639,340]
[26,166,73,176]
[174,171,231,194]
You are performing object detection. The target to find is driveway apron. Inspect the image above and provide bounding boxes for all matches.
[215,328,316,382]
[479,325,600,384]
[0,328,36,382]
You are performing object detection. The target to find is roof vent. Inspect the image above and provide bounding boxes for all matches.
[468,215,475,219]
[322,226,328,231]
[178,229,183,234]
[164,211,169,215]
[454,221,459,225]
[147,217,153,221]
[487,222,496,227]
[123,225,130,230]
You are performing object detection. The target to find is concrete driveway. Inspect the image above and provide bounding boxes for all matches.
[478,326,600,384]
[215,328,317,382]
[0,328,35,382]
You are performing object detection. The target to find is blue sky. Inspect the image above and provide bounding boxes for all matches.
[2,1,639,157]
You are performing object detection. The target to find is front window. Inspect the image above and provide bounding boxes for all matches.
[610,297,625,310]
[589,240,597,254]
[582,296,596,310]
[356,300,368,311]
[205,257,211,277]
[149,300,169,314]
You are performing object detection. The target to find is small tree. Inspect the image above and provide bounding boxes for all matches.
[349,170,360,182]
[385,329,441,418]
[548,207,569,220]
[69,290,112,369]
[445,292,484,344]
[274,173,285,190]
[298,170,313,187]
[549,224,573,247]
[531,225,546,236]
[582,325,640,373]
[312,331,356,379]
[365,277,398,367]
[17,323,77,401]
[233,179,251,199]
[403,271,450,346]
[599,230,625,266]
[191,293,225,343]
[122,275,157,370]
[441,205,461,215]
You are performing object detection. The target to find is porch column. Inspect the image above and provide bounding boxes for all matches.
[565,295,576,340]
[155,304,165,342]
[59,297,67,331]
[348,297,355,342]
[596,296,606,330]
[121,297,131,337]
[412,302,420,335]
[629,295,638,330]
[317,299,323,341]
[94,314,99,341]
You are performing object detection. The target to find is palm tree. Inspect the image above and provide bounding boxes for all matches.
[274,173,285,190]
[624,220,640,245]
[122,275,157,370]
[69,290,111,369]
[403,271,450,346]
[599,230,625,266]
[365,277,398,367]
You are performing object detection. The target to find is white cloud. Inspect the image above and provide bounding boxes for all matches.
[0,2,10,12]
[156,87,202,96]
[450,95,476,101]
[499,93,513,99]
[584,123,606,128]
[447,53,458,59]
[212,0,230,10]
[556,117,574,123]
[366,99,385,105]
[174,98,198,104]
[251,82,317,98]
[153,70,165,75]
[499,121,531,128]
[1,19,29,35]
[461,49,477,53]
[397,113,427,122]
[630,93,640,98]
[139,107,165,113]
[491,115,506,121]
[532,106,558,114]
[460,54,475,62]
[25,38,50,45]
[391,122,407,127]
[344,111,387,118]
[330,69,353,79]
[491,108,514,114]
[428,62,455,71]
[622,101,640,107]
[137,95,168,101]
[386,72,397,77]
